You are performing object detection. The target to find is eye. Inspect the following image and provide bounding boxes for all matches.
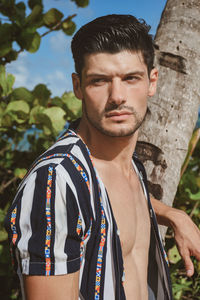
[124,75,139,82]
[90,78,107,85]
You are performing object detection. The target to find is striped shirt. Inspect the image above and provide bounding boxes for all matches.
[5,129,172,300]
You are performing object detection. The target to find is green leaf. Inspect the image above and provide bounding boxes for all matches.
[174,290,182,300]
[0,113,12,127]
[71,0,89,8]
[30,106,66,135]
[28,31,41,53]
[3,49,18,63]
[29,106,53,135]
[32,84,51,106]
[0,23,13,43]
[62,92,82,121]
[0,41,12,57]
[0,229,8,242]
[14,168,27,179]
[0,65,6,93]
[0,209,6,223]
[11,87,34,104]
[181,129,200,176]
[5,100,30,124]
[25,4,43,25]
[168,245,181,264]
[185,188,200,200]
[173,281,192,293]
[43,107,66,134]
[43,8,64,27]
[14,1,26,22]
[62,20,76,36]
[4,73,15,95]
[29,105,45,124]
[50,96,63,107]
[43,125,52,135]
[0,0,15,18]
[6,100,30,115]
[28,0,43,10]
[17,30,41,53]
[0,65,15,97]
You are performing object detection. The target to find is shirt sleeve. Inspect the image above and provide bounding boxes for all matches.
[6,162,92,276]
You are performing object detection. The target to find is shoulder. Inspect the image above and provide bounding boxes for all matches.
[19,130,92,189]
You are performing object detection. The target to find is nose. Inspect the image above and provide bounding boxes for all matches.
[108,79,126,106]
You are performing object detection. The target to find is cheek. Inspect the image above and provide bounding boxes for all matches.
[129,87,148,108]
[83,88,107,112]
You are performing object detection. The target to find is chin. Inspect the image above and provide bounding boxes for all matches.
[94,124,139,137]
[85,113,144,138]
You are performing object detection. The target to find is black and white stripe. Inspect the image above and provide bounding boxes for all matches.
[5,129,172,300]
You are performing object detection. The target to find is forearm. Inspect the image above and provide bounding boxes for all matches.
[151,197,200,277]
[151,197,187,228]
[24,272,79,300]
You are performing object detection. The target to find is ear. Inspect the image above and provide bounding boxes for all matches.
[148,68,158,97]
[72,73,83,100]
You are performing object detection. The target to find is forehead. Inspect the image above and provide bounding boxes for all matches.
[82,51,148,76]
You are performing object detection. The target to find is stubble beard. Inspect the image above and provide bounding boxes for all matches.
[83,103,147,138]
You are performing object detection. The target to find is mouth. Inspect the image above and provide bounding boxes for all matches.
[105,111,133,121]
[105,111,132,117]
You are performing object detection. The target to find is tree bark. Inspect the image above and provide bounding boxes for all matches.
[137,0,200,229]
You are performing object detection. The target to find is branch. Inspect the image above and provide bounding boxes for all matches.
[0,177,17,194]
[189,200,200,218]
[0,146,9,156]
[181,128,200,176]
[41,14,77,38]
[14,13,77,58]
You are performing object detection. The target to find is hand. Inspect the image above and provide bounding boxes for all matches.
[171,210,200,277]
[151,197,200,277]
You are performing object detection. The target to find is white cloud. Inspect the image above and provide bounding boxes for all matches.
[6,52,44,91]
[6,52,72,96]
[7,52,29,87]
[49,31,71,54]
[46,70,72,96]
[48,70,66,81]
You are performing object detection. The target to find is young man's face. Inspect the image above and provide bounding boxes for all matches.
[72,50,158,137]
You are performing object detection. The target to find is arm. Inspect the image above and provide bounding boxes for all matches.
[7,165,86,299]
[151,197,200,277]
[24,271,79,300]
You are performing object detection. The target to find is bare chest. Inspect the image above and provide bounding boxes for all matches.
[97,167,151,258]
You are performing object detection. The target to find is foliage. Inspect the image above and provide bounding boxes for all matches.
[0,0,89,65]
[0,0,87,298]
[166,130,200,300]
[0,65,82,299]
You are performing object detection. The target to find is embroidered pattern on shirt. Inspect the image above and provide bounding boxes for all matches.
[11,206,17,245]
[76,213,82,236]
[164,249,169,266]
[82,144,107,299]
[66,153,90,192]
[45,165,53,275]
[80,218,92,265]
[94,181,106,299]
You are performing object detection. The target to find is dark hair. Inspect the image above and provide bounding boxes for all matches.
[71,14,155,77]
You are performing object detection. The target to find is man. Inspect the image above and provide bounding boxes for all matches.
[5,14,200,300]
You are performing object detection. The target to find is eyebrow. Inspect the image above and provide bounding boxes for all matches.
[85,71,145,78]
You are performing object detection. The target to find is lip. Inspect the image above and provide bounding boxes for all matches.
[105,111,132,121]
[105,111,132,117]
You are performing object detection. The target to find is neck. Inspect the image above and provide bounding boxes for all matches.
[76,119,138,171]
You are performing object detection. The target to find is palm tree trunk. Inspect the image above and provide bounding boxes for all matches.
[137,0,200,221]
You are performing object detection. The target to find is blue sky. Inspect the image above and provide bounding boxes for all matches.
[7,0,167,96]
